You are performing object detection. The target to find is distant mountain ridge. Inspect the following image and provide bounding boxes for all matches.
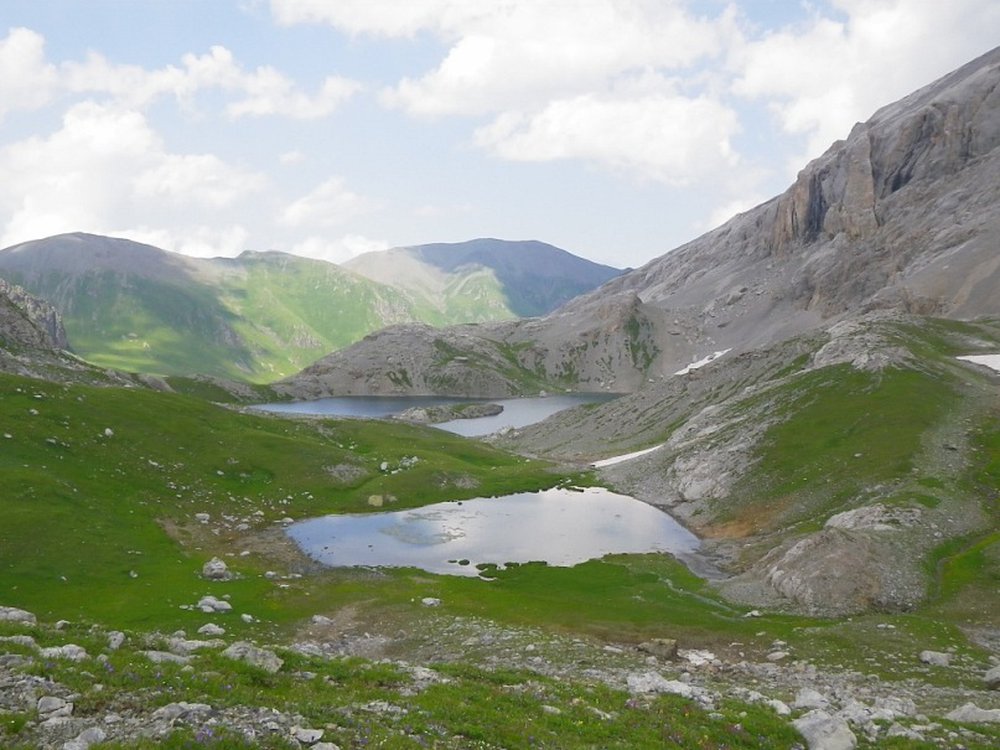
[345,238,624,319]
[0,233,620,381]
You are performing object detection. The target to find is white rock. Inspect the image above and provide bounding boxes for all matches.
[0,606,36,624]
[0,634,37,648]
[626,672,704,700]
[944,703,1000,723]
[886,723,924,741]
[201,557,230,580]
[151,702,213,721]
[292,727,325,744]
[767,699,791,716]
[106,631,126,651]
[143,650,190,665]
[168,638,224,656]
[312,744,341,750]
[421,597,441,607]
[40,644,88,661]
[198,623,226,636]
[197,595,232,613]
[984,664,1000,689]
[873,695,916,717]
[792,709,857,750]
[311,615,334,626]
[919,650,951,667]
[794,688,830,709]
[62,726,106,750]
[222,641,283,673]
[194,512,210,523]
[38,696,72,717]
[103,428,114,437]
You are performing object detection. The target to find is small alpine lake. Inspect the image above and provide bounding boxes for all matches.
[287,486,701,577]
[254,393,616,435]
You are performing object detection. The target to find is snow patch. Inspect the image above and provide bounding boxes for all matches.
[591,443,664,468]
[675,348,731,376]
[957,354,1000,373]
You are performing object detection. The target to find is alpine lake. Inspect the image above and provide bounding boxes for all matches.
[254,393,703,577]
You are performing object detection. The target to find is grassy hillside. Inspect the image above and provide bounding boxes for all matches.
[0,234,623,383]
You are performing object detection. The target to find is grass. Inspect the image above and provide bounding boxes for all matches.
[0,372,560,630]
[717,364,957,533]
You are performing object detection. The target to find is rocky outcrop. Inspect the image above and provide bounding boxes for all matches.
[0,277,68,352]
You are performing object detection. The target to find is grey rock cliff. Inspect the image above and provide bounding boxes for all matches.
[0,277,69,352]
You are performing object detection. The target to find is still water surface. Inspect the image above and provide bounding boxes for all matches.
[288,486,700,577]
[256,393,615,436]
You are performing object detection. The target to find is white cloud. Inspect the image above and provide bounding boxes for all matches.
[476,90,740,185]
[289,234,388,264]
[280,177,373,228]
[279,150,305,165]
[269,0,482,38]
[62,43,360,119]
[228,70,361,119]
[0,27,58,121]
[731,0,1000,161]
[275,1,736,184]
[377,1,725,117]
[0,102,265,249]
[134,154,264,208]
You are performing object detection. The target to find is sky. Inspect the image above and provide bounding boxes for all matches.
[0,1,997,269]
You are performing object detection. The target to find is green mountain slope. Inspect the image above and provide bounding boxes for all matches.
[0,234,423,381]
[0,234,622,382]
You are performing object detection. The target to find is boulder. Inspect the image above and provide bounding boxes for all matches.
[37,696,72,718]
[918,650,951,667]
[39,644,88,661]
[792,709,857,750]
[198,623,226,636]
[62,726,107,750]
[143,650,191,666]
[792,688,830,708]
[637,638,678,660]
[984,664,1000,690]
[0,605,36,624]
[151,701,213,722]
[197,595,232,613]
[945,703,1000,723]
[292,727,325,744]
[222,641,283,673]
[625,672,708,702]
[201,557,231,580]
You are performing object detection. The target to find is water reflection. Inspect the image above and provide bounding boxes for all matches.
[288,486,699,577]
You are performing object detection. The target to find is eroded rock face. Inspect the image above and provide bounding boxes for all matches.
[0,278,69,352]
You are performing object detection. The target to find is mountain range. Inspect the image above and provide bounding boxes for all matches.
[280,45,1000,399]
[0,235,622,381]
